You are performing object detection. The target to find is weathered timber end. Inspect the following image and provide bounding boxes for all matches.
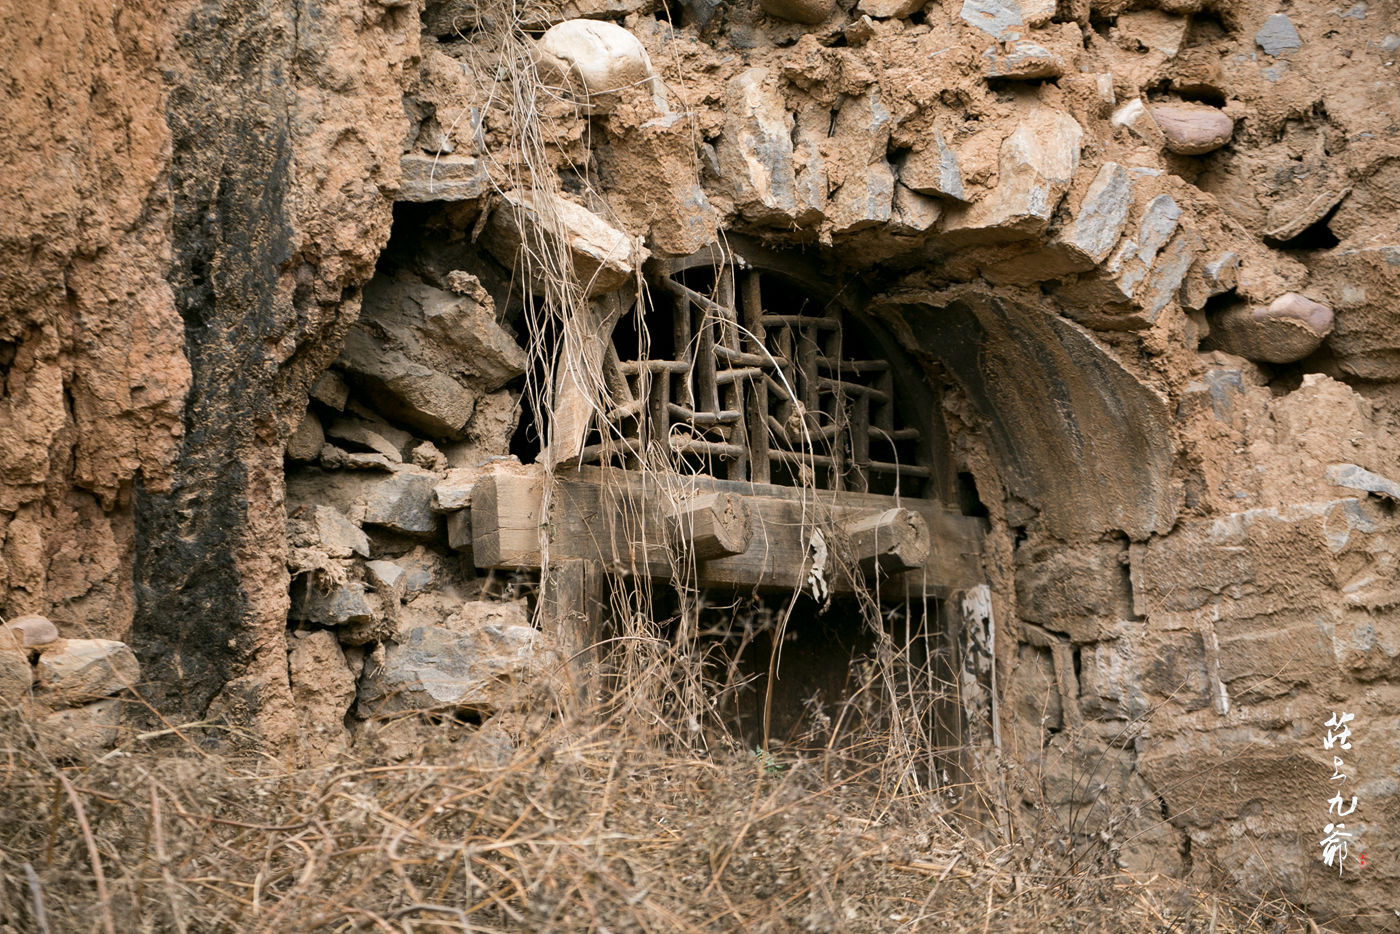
[471,463,984,597]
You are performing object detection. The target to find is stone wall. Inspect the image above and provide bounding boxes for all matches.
[3,0,1399,927]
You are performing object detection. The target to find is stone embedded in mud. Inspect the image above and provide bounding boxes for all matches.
[537,20,657,103]
[356,619,562,718]
[940,107,1082,244]
[290,579,376,627]
[1060,162,1135,266]
[397,154,489,203]
[1314,244,1400,380]
[899,129,965,201]
[889,183,943,234]
[1110,98,1165,148]
[1180,250,1239,311]
[716,67,799,225]
[856,0,925,17]
[982,41,1066,80]
[960,0,1022,37]
[35,639,139,707]
[758,0,835,24]
[37,699,121,757]
[487,189,646,297]
[5,614,60,648]
[1328,463,1400,502]
[287,409,325,462]
[1254,13,1302,56]
[288,630,356,763]
[826,86,896,233]
[1148,102,1234,155]
[289,504,370,559]
[1209,293,1334,364]
[363,469,439,536]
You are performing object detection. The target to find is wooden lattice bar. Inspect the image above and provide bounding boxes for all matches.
[577,248,934,497]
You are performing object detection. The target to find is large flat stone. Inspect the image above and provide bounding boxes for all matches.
[826,87,895,233]
[486,189,646,297]
[338,271,525,438]
[37,699,122,757]
[1059,162,1135,267]
[35,639,139,707]
[363,470,439,536]
[288,504,370,559]
[356,619,562,717]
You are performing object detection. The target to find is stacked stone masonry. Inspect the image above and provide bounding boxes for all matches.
[4,0,1400,927]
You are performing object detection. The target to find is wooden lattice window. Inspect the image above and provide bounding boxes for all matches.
[581,247,934,498]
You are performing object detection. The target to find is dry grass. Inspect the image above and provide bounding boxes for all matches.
[0,700,1312,934]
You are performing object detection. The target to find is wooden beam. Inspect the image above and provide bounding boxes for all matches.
[844,507,928,577]
[470,464,983,597]
[667,492,754,560]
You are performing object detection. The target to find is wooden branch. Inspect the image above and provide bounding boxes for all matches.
[667,492,754,560]
[844,508,929,577]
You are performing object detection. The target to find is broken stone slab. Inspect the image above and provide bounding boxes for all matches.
[960,0,1022,37]
[716,67,800,225]
[1111,98,1166,148]
[791,103,829,224]
[447,510,473,551]
[898,129,966,202]
[1255,13,1301,56]
[320,445,397,471]
[366,559,409,601]
[310,370,350,411]
[288,504,370,559]
[1139,228,1201,320]
[339,270,525,438]
[1180,250,1239,311]
[1264,187,1351,243]
[1208,293,1334,364]
[486,189,646,297]
[889,183,943,235]
[289,580,394,645]
[759,0,835,22]
[398,154,489,203]
[433,467,479,511]
[363,469,439,536]
[537,20,659,107]
[940,106,1082,244]
[35,639,139,707]
[37,699,121,757]
[5,614,59,648]
[1060,162,1135,267]
[982,40,1066,80]
[325,415,410,462]
[286,409,325,462]
[356,620,563,718]
[826,87,896,234]
[1148,102,1234,155]
[1328,463,1400,502]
